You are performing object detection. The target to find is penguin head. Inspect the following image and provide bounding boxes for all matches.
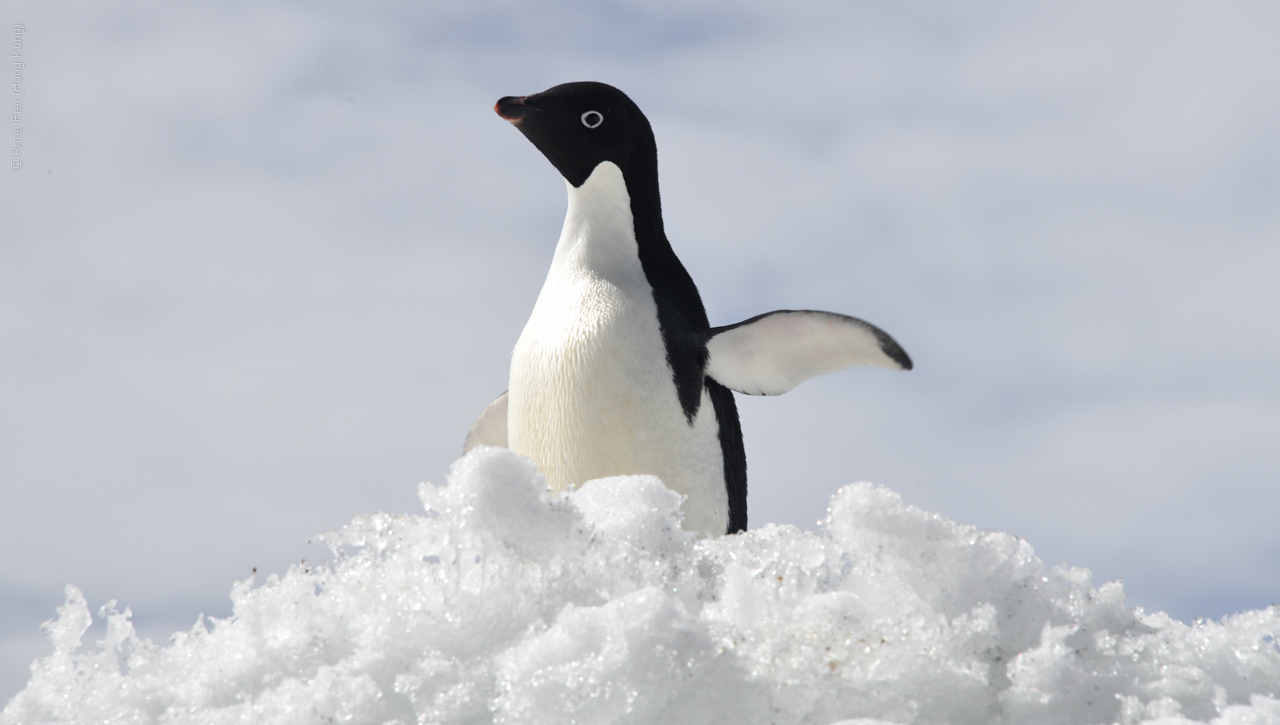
[495,82,655,188]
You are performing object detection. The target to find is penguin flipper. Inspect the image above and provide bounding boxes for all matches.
[706,310,912,396]
[463,391,509,453]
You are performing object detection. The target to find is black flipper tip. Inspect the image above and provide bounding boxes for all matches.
[874,329,914,371]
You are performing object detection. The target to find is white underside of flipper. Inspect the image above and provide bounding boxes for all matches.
[463,391,508,453]
[506,162,728,536]
[707,310,911,396]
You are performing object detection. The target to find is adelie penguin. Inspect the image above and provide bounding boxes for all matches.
[465,81,912,536]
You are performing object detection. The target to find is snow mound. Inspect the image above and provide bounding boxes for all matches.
[5,447,1279,724]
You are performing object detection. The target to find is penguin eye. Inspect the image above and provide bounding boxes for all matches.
[580,110,604,129]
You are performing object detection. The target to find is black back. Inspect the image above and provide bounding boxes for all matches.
[497,82,747,534]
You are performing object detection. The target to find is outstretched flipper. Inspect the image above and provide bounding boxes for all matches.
[463,391,509,453]
[705,310,911,396]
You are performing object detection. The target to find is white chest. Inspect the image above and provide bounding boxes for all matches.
[506,163,727,535]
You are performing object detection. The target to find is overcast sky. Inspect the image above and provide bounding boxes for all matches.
[2,0,1278,702]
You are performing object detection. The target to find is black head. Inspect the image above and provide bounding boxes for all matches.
[495,82,656,188]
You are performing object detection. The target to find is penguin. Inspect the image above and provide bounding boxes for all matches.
[465,81,911,536]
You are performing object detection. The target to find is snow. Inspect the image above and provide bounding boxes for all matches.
[4,447,1279,725]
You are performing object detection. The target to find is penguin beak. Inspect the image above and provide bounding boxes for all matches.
[495,95,538,123]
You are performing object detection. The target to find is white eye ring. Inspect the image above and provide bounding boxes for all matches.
[580,110,604,129]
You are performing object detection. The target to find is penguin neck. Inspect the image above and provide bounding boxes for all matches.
[549,162,646,286]
[610,150,667,266]
[554,161,707,327]
[552,161,710,424]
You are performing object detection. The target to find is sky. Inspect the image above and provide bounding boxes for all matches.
[2,0,1278,703]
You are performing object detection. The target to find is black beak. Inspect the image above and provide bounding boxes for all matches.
[495,96,538,123]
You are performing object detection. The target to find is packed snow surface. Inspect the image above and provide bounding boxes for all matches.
[5,447,1279,724]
